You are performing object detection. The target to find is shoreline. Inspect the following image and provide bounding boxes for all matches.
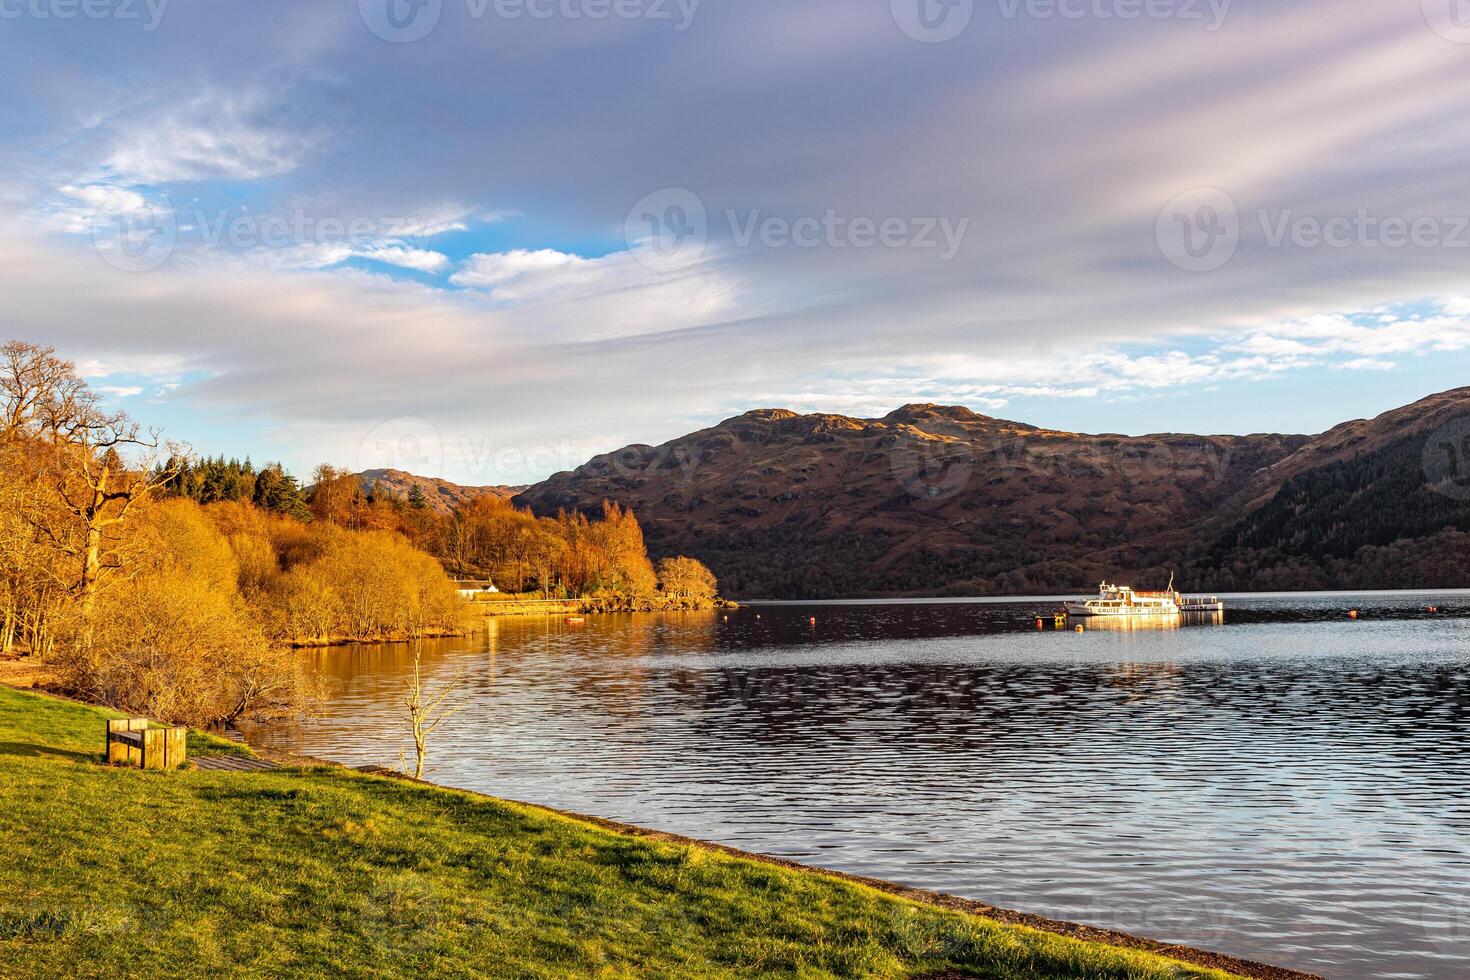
[240,717,1319,979]
[469,596,737,617]
[352,764,1323,980]
[0,676,1317,979]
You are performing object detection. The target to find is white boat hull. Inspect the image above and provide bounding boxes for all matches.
[1064,602,1180,617]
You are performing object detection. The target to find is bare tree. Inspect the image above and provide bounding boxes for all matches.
[402,643,464,781]
[31,412,184,621]
[0,342,188,635]
[0,340,89,443]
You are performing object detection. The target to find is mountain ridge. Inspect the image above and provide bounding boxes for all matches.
[348,389,1470,596]
[355,468,524,516]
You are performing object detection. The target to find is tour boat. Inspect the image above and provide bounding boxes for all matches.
[1063,577,1225,617]
[1064,583,1180,617]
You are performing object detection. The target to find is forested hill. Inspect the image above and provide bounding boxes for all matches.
[509,389,1470,597]
[356,468,522,516]
[1193,388,1470,591]
[509,405,1302,597]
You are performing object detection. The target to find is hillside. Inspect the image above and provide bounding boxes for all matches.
[514,391,1470,597]
[514,406,1304,596]
[1195,387,1470,591]
[356,468,523,516]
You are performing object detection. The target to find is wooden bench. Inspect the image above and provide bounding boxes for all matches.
[105,718,187,770]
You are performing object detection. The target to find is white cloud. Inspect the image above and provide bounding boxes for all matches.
[32,183,157,236]
[96,385,144,398]
[448,248,736,339]
[74,354,187,380]
[358,246,450,273]
[102,90,315,184]
[452,248,589,290]
[389,207,478,238]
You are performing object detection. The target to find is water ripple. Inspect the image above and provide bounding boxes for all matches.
[248,591,1470,980]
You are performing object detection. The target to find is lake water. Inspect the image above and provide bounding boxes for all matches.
[248,592,1470,979]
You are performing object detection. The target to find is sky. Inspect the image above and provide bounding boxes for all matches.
[4,0,1470,485]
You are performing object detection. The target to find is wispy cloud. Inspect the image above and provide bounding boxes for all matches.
[0,0,1468,478]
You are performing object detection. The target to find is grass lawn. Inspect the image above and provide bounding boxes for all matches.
[0,686,1242,979]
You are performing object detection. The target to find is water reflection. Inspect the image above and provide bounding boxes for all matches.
[250,592,1470,980]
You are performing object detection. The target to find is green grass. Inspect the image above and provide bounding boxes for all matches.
[0,687,1239,979]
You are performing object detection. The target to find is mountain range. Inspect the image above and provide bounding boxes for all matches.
[375,389,1470,597]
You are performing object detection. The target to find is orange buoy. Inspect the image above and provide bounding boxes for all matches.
[1348,609,1359,620]
[808,616,817,625]
[1036,617,1045,630]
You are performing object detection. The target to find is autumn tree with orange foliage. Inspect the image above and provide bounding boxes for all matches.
[0,340,474,727]
[657,556,719,604]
